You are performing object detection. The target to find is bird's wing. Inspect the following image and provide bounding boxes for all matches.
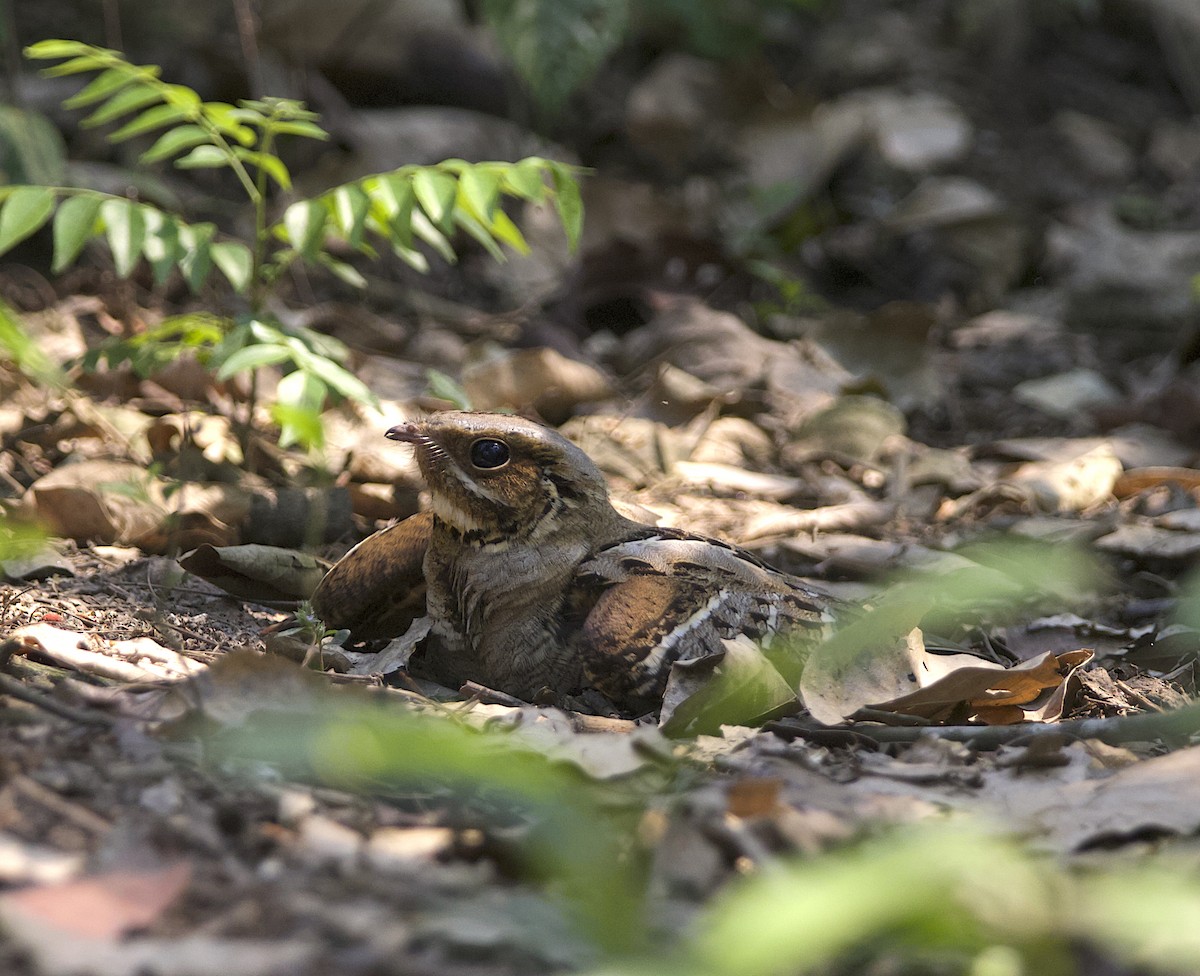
[311,511,433,641]
[570,535,831,706]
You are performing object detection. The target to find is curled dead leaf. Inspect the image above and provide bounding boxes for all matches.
[179,544,330,605]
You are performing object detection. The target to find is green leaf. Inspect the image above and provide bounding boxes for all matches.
[0,297,66,388]
[369,174,415,247]
[330,185,370,248]
[454,209,505,262]
[140,209,183,285]
[177,222,216,292]
[0,187,56,255]
[108,103,190,141]
[175,145,229,169]
[480,0,628,114]
[269,120,329,141]
[300,350,378,406]
[81,84,162,126]
[140,125,211,164]
[505,157,549,202]
[215,342,292,380]
[282,200,327,258]
[392,245,430,272]
[274,367,330,449]
[458,166,501,220]
[100,198,146,277]
[235,149,291,190]
[39,55,109,78]
[64,67,144,109]
[410,208,456,263]
[51,193,103,272]
[160,84,203,110]
[425,368,473,410]
[412,169,457,231]
[487,207,530,254]
[319,254,368,289]
[550,164,583,249]
[201,103,255,145]
[211,242,254,293]
[25,40,98,60]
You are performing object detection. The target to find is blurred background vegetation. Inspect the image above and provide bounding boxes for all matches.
[3,1,1200,973]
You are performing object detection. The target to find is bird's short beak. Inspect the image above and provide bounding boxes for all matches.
[385,423,422,443]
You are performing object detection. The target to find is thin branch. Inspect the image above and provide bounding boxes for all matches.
[785,703,1200,749]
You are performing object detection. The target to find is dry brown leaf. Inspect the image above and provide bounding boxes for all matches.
[28,459,166,546]
[178,544,330,605]
[801,621,1093,727]
[863,648,1094,725]
[1114,465,1200,498]
[24,460,255,552]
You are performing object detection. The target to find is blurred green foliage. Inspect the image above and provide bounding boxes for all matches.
[480,0,827,116]
[1,40,584,455]
[224,690,1200,976]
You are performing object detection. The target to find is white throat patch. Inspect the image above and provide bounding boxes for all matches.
[431,493,485,533]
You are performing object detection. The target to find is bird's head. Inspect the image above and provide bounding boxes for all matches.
[386,412,614,540]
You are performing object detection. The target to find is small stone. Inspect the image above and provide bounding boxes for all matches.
[1013,369,1120,419]
[295,815,362,871]
[872,92,973,173]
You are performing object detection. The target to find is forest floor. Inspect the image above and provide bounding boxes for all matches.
[4,1,1200,974]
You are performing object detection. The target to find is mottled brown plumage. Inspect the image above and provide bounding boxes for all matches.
[312,411,834,710]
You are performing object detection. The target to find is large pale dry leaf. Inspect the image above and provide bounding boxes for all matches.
[0,543,73,581]
[1007,447,1122,512]
[801,627,931,726]
[739,499,895,542]
[346,617,432,677]
[800,611,1093,726]
[12,624,204,682]
[178,544,330,605]
[660,634,799,737]
[0,832,84,885]
[489,711,667,779]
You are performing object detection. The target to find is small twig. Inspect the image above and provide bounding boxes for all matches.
[0,641,115,726]
[821,702,1200,749]
[0,670,115,726]
[459,681,529,709]
[11,774,112,834]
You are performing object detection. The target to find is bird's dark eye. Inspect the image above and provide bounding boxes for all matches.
[469,438,510,469]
